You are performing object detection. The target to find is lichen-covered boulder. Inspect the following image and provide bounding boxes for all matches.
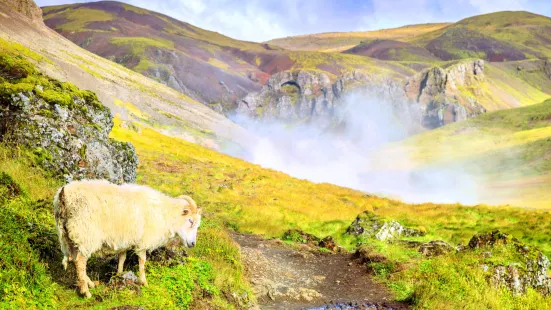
[470,230,551,296]
[346,210,425,241]
[0,55,137,183]
[282,229,321,246]
[418,240,455,257]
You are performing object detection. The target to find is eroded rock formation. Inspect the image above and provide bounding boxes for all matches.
[4,0,44,25]
[237,60,487,130]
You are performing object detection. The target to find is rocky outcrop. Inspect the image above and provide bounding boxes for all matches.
[470,230,551,296]
[346,211,425,241]
[405,59,486,128]
[4,0,44,25]
[238,60,487,130]
[418,240,455,257]
[0,57,138,183]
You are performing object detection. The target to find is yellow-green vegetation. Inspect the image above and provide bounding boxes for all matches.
[455,11,551,59]
[110,37,175,55]
[268,23,451,52]
[376,99,551,208]
[0,42,250,309]
[412,11,551,59]
[288,51,407,77]
[0,44,104,112]
[109,116,551,309]
[375,239,551,309]
[114,99,150,120]
[44,7,115,32]
[0,37,48,64]
[207,58,230,70]
[0,144,252,309]
[110,118,551,255]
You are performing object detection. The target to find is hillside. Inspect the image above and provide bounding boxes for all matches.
[267,23,451,52]
[42,5,551,132]
[270,11,551,62]
[0,0,250,150]
[42,1,416,112]
[413,11,551,61]
[2,0,551,309]
[373,98,551,208]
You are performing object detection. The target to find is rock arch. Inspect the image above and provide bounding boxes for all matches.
[280,80,302,95]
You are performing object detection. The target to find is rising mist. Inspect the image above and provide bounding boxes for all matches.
[227,92,482,205]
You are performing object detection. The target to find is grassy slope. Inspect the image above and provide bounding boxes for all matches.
[269,11,551,61]
[267,23,451,52]
[376,99,551,208]
[109,118,551,309]
[3,111,551,308]
[0,38,251,309]
[412,11,551,59]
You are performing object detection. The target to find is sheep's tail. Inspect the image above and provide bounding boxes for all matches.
[53,186,72,270]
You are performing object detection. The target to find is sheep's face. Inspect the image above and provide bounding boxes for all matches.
[176,196,202,248]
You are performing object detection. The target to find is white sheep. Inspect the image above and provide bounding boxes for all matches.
[53,179,202,298]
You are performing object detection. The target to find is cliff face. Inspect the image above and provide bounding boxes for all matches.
[4,0,44,25]
[237,60,487,131]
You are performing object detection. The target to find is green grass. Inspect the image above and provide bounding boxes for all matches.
[110,37,175,55]
[46,7,115,32]
[0,144,252,309]
[387,244,551,309]
[0,44,251,308]
[108,116,551,309]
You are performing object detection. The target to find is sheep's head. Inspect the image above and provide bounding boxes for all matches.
[175,195,202,248]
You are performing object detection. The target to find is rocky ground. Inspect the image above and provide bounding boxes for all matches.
[232,233,408,310]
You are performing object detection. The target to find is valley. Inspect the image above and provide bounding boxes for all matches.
[1,0,551,309]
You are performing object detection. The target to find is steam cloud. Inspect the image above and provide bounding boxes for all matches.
[227,92,481,205]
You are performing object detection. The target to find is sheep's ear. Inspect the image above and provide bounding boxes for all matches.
[182,208,190,216]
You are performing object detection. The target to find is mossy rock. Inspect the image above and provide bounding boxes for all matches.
[0,171,24,201]
[0,50,137,183]
[346,210,425,240]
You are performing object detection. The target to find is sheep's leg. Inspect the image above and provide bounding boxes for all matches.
[136,250,148,287]
[118,251,127,274]
[85,274,95,288]
[75,252,92,298]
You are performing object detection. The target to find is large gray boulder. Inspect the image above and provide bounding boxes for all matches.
[0,69,138,184]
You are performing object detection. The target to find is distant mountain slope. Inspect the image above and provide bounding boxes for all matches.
[41,4,550,130]
[42,1,269,109]
[42,1,416,112]
[0,0,251,149]
[266,23,450,52]
[412,11,551,61]
[342,39,439,62]
[270,11,551,62]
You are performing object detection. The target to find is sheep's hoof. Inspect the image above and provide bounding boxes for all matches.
[82,291,92,299]
[138,279,148,287]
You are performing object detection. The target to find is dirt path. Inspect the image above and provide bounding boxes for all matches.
[232,233,409,310]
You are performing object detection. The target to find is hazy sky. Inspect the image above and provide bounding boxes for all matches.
[35,0,551,42]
